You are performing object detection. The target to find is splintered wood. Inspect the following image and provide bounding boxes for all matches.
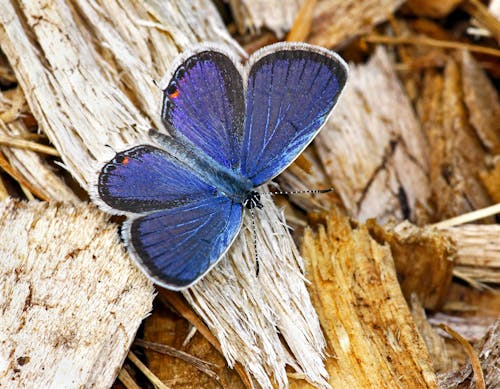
[229,0,405,47]
[281,47,430,224]
[0,199,154,388]
[183,194,329,389]
[438,319,499,388]
[0,88,78,202]
[298,210,438,388]
[367,221,455,310]
[419,55,493,221]
[444,224,500,285]
[0,0,238,187]
[0,0,499,388]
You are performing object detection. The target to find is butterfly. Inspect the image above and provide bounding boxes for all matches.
[93,42,348,290]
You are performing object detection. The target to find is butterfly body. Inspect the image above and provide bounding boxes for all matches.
[148,129,255,205]
[93,42,348,290]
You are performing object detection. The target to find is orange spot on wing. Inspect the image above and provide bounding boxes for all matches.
[122,156,129,164]
[169,89,180,99]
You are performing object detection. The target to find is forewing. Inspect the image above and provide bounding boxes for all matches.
[97,145,216,214]
[240,43,348,186]
[161,46,245,170]
[123,196,243,290]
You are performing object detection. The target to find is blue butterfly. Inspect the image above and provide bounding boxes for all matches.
[93,42,348,290]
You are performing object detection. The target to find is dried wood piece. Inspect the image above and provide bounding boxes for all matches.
[286,0,317,42]
[0,0,237,188]
[0,0,149,187]
[141,303,244,388]
[286,47,430,223]
[480,156,500,203]
[0,89,78,202]
[438,319,499,389]
[183,194,329,389]
[228,0,301,38]
[460,51,500,153]
[443,224,500,285]
[418,57,493,221]
[440,323,486,389]
[0,199,154,388]
[405,0,461,18]
[299,210,438,388]
[228,0,404,48]
[367,220,455,309]
[309,0,405,48]
[410,295,452,373]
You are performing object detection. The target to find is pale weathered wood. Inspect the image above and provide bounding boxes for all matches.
[0,199,154,388]
[281,47,431,224]
[296,210,438,388]
[0,88,78,202]
[443,224,500,285]
[228,0,302,38]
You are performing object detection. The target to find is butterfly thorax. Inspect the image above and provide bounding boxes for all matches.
[244,191,263,209]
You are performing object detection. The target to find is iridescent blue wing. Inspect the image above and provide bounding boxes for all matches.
[95,145,243,289]
[96,145,217,214]
[123,197,243,290]
[160,45,245,170]
[240,43,348,186]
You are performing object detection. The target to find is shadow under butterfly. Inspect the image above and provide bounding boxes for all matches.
[92,42,348,290]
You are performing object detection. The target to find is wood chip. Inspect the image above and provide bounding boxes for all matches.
[443,224,500,285]
[438,319,498,389]
[310,47,430,223]
[300,210,438,388]
[368,220,455,309]
[460,51,500,153]
[228,0,404,48]
[309,0,405,48]
[418,57,493,221]
[405,0,462,18]
[0,199,154,388]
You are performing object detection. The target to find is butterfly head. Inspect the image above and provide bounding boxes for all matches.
[244,191,263,210]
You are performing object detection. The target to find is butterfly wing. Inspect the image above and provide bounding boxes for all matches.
[240,43,348,186]
[95,146,243,289]
[123,197,242,290]
[160,44,245,170]
[96,145,217,214]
